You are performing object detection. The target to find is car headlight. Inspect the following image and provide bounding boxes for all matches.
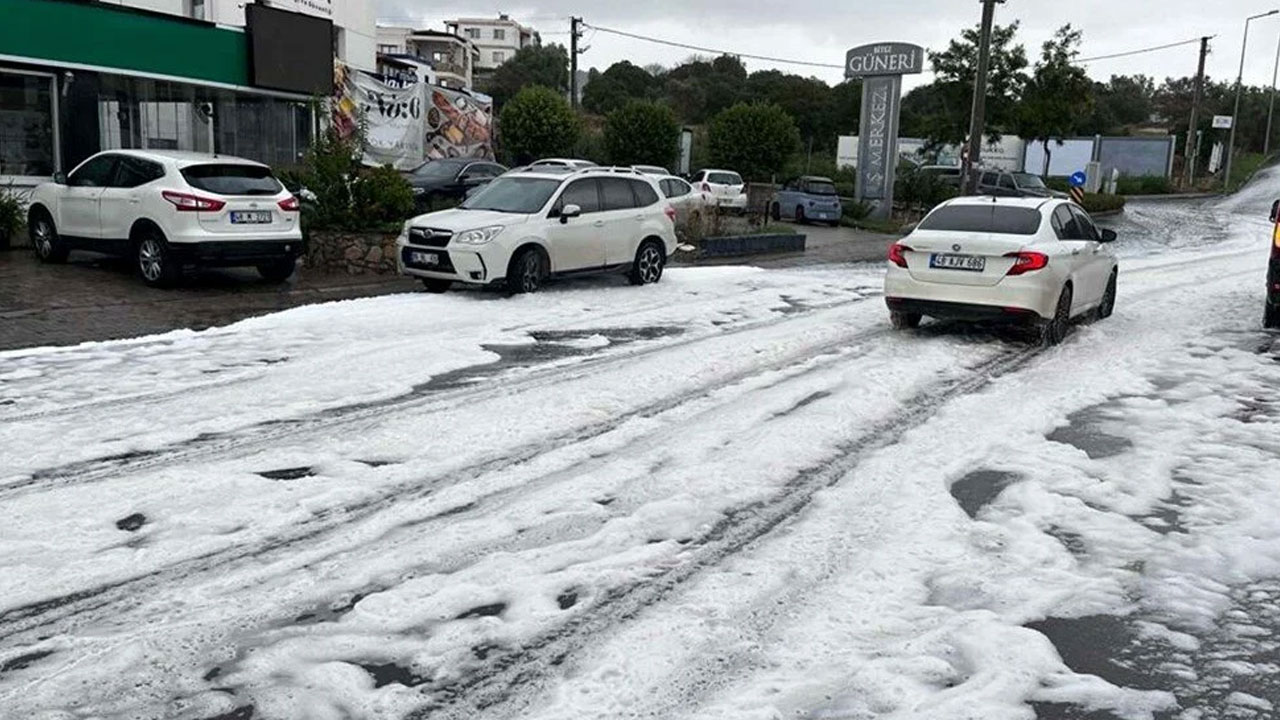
[455,226,505,245]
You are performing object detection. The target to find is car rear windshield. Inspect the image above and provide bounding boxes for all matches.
[460,177,561,214]
[182,164,281,196]
[709,172,742,185]
[917,205,1043,235]
[806,181,838,196]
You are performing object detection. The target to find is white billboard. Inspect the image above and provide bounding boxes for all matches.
[839,135,1024,172]
[1023,139,1094,177]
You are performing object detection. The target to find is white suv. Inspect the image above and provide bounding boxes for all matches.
[397,167,678,294]
[28,149,302,287]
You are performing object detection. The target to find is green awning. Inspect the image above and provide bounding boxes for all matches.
[0,0,249,87]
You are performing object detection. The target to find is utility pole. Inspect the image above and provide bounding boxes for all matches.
[963,0,1003,195]
[1183,36,1210,188]
[1226,10,1279,193]
[570,17,584,110]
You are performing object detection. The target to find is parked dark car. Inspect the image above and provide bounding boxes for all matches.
[405,158,507,209]
[1267,200,1280,328]
[976,169,1069,199]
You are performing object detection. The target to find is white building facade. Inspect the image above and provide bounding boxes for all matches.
[445,15,540,71]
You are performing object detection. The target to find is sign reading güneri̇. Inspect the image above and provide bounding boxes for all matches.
[844,43,926,78]
[844,42,924,218]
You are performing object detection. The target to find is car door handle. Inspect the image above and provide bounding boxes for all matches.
[129,197,141,204]
[634,215,646,221]
[593,220,605,227]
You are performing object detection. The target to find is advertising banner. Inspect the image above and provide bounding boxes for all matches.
[333,64,493,168]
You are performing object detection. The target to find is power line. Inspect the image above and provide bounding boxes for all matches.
[581,22,845,70]
[1076,37,1207,64]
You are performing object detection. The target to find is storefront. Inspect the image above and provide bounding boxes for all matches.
[0,0,338,186]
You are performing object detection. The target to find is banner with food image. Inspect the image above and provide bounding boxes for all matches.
[424,86,494,161]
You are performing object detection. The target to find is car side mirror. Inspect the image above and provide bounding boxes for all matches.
[1099,228,1117,243]
[1271,199,1279,222]
[559,203,582,224]
[53,171,67,185]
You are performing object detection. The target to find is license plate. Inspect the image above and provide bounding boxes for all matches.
[929,253,986,272]
[230,211,272,224]
[410,251,440,267]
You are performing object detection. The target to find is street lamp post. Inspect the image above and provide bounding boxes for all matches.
[1226,9,1279,192]
[1267,30,1280,156]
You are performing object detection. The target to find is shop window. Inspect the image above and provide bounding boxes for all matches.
[0,70,56,178]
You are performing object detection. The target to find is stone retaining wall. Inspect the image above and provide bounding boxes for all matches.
[304,230,401,275]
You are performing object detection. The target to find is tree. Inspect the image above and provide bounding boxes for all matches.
[603,100,680,167]
[481,44,570,109]
[499,86,580,165]
[708,102,800,181]
[920,22,1029,145]
[745,71,841,150]
[660,55,746,124]
[583,61,657,115]
[1016,25,1094,176]
[1084,75,1155,134]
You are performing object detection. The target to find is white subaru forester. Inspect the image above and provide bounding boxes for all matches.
[397,167,679,294]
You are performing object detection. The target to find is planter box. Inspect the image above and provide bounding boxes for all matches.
[305,230,401,275]
[699,233,806,258]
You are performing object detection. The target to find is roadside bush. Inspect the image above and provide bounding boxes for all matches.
[603,100,680,168]
[0,182,24,249]
[895,164,958,215]
[499,85,580,165]
[708,102,800,182]
[572,122,607,165]
[1116,175,1172,195]
[350,165,415,229]
[1080,193,1126,214]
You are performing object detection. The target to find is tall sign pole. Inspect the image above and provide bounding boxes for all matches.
[845,42,925,220]
[963,0,1002,195]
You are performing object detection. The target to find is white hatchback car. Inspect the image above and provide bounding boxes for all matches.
[654,175,710,225]
[397,167,679,294]
[28,149,301,287]
[884,196,1118,344]
[690,169,747,211]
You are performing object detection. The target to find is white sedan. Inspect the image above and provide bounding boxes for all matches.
[884,196,1118,344]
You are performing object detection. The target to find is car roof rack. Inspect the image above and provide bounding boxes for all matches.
[568,166,647,178]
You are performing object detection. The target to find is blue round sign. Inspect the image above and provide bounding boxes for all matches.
[1069,171,1087,188]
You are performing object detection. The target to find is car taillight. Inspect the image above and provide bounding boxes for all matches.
[278,196,300,212]
[663,205,677,223]
[888,243,911,268]
[1005,251,1049,275]
[1273,222,1280,254]
[162,191,225,212]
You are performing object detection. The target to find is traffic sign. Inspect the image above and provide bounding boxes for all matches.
[1213,115,1234,129]
[1068,171,1087,188]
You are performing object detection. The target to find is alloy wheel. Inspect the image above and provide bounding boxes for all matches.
[33,220,52,258]
[138,238,164,283]
[520,253,541,293]
[637,245,663,284]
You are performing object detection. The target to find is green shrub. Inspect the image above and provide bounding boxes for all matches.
[603,100,680,168]
[1079,193,1126,213]
[499,85,580,165]
[0,182,23,248]
[1115,175,1172,195]
[708,102,800,182]
[350,165,415,229]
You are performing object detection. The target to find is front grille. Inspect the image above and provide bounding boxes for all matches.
[408,227,452,248]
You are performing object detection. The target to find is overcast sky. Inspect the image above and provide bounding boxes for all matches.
[375,0,1280,91]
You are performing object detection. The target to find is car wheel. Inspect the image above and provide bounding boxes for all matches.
[1097,272,1117,320]
[795,206,806,224]
[890,311,921,330]
[629,240,666,286]
[1039,285,1074,346]
[506,248,546,294]
[30,212,68,264]
[257,257,297,283]
[136,231,181,288]
[422,278,452,294]
[1265,301,1280,329]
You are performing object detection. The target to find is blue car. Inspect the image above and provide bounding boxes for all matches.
[773,176,843,225]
